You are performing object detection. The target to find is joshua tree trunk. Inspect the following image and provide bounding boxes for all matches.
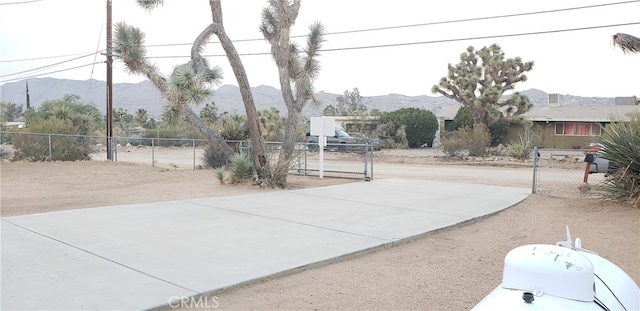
[183,106,235,159]
[208,1,271,181]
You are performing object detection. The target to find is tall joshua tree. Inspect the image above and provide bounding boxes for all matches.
[432,44,534,127]
[126,0,272,181]
[260,0,325,187]
[613,33,640,54]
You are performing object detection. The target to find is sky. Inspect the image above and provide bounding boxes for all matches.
[1,0,639,98]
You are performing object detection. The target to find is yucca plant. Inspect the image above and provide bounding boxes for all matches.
[507,120,536,160]
[213,167,226,184]
[597,113,640,207]
[229,152,255,184]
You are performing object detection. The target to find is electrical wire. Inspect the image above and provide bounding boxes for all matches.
[2,20,638,83]
[87,15,106,99]
[0,52,102,63]
[143,0,640,48]
[1,1,638,81]
[0,0,44,5]
[0,52,99,78]
[144,21,640,59]
[3,0,637,60]
[0,62,102,83]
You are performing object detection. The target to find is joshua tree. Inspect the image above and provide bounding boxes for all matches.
[260,0,325,187]
[432,44,534,127]
[613,33,640,54]
[124,0,272,181]
[114,21,236,159]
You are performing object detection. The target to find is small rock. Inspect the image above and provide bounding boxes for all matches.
[578,183,591,193]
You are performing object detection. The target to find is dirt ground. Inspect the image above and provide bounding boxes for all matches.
[1,148,638,310]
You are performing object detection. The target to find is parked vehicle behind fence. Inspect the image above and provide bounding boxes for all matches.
[584,143,618,175]
[304,128,357,152]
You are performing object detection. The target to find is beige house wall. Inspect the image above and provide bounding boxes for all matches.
[504,122,609,149]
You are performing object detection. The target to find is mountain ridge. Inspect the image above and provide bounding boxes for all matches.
[0,78,616,119]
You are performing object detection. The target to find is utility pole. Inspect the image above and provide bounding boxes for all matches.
[106,0,114,160]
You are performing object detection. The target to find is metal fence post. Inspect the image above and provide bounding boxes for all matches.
[48,134,52,161]
[151,138,155,167]
[532,146,538,194]
[192,139,196,170]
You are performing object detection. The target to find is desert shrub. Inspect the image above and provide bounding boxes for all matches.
[597,113,640,207]
[440,123,490,157]
[229,152,255,184]
[468,123,491,157]
[441,127,471,156]
[12,119,94,161]
[201,143,228,168]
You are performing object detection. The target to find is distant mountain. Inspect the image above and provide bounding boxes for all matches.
[0,78,615,119]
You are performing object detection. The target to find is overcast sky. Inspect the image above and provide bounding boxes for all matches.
[1,0,639,98]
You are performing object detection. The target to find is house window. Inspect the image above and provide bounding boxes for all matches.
[555,122,601,136]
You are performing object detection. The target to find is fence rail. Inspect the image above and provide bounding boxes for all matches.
[1,131,374,180]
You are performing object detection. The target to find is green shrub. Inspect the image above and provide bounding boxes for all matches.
[488,120,510,146]
[449,106,473,131]
[597,113,640,207]
[378,108,438,148]
[202,143,228,168]
[12,119,94,162]
[229,152,255,184]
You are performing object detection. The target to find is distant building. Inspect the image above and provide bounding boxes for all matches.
[506,94,639,149]
[436,94,639,149]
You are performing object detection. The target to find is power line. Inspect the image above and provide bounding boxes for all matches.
[2,20,638,83]
[0,51,104,63]
[3,0,637,61]
[0,0,44,5]
[0,62,102,83]
[144,21,640,59]
[0,52,98,78]
[322,0,640,36]
[144,0,640,48]
[320,21,640,53]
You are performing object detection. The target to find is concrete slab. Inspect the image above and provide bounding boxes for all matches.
[1,221,196,310]
[1,179,530,310]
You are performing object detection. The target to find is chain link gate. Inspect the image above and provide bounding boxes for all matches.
[532,147,607,198]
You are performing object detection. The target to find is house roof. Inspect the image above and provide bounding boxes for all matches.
[436,105,463,120]
[521,105,640,122]
[436,104,639,122]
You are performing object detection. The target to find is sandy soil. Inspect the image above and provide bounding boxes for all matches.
[1,149,638,310]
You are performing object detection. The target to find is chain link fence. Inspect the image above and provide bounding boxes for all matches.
[532,147,606,198]
[0,131,374,180]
